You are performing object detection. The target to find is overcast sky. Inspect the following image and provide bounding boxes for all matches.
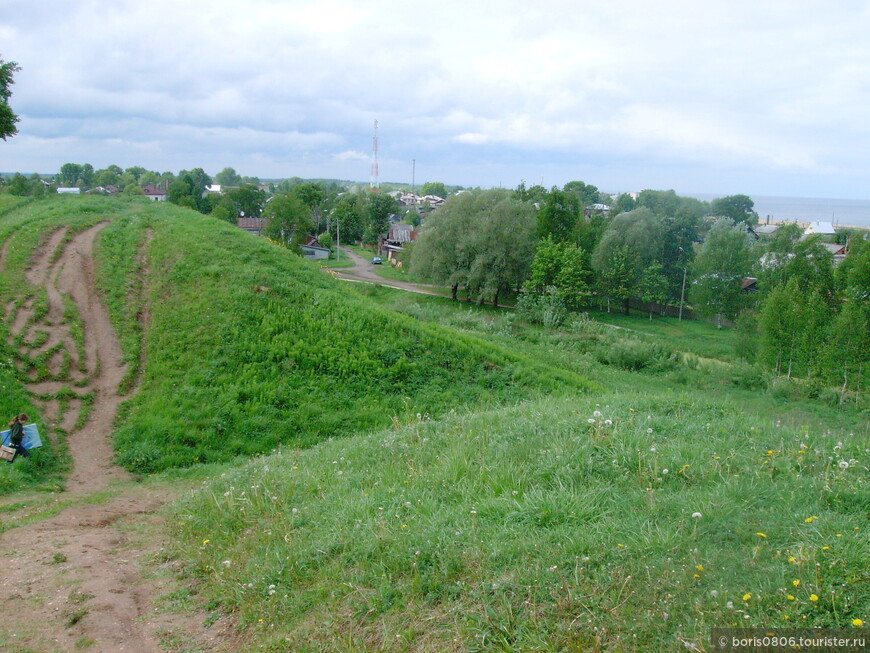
[2,0,869,198]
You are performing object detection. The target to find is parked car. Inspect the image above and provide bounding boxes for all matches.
[371,256,382,264]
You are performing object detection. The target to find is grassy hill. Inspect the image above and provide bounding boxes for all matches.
[0,195,866,650]
[0,195,595,482]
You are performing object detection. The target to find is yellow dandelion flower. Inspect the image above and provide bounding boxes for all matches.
[694,574,701,578]
[696,565,705,571]
[793,580,801,587]
[822,546,830,550]
[787,595,795,601]
[810,594,819,602]
[788,557,797,563]
[805,517,814,523]
[203,539,210,545]
[837,533,843,537]
[757,532,767,538]
[743,593,752,601]
[853,619,864,627]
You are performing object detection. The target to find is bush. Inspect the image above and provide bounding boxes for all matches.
[517,287,568,328]
[596,338,677,372]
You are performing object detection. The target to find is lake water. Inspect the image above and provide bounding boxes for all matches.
[751,196,870,229]
[686,194,870,228]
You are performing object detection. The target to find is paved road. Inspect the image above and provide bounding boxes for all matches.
[330,248,450,298]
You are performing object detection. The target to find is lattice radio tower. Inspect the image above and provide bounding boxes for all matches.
[370,119,380,192]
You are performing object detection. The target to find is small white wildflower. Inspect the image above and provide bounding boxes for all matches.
[470,509,477,516]
[649,446,657,453]
[512,490,518,496]
[710,590,719,597]
[222,560,232,567]
[726,601,734,609]
[549,566,558,572]
[291,508,299,514]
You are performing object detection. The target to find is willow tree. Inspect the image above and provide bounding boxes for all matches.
[412,189,536,306]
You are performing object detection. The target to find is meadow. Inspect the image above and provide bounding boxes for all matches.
[0,196,866,650]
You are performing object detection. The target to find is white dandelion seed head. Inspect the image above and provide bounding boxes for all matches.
[838,461,849,469]
[692,512,703,519]
[647,428,654,434]
[650,446,657,453]
[588,418,596,424]
[662,469,669,475]
[604,419,613,426]
[593,410,603,418]
[222,560,232,567]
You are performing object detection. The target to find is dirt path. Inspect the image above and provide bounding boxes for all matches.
[1,224,238,652]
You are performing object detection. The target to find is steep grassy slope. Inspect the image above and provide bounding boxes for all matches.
[1,195,597,479]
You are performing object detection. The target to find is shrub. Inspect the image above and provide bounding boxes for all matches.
[516,287,568,328]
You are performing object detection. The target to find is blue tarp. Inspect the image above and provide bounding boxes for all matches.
[1,423,42,450]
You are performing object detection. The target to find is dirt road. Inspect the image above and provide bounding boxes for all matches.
[0,224,237,652]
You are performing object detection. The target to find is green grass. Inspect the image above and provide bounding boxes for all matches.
[94,202,596,472]
[1,195,866,650]
[169,390,868,651]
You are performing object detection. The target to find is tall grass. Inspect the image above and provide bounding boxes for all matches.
[169,390,868,650]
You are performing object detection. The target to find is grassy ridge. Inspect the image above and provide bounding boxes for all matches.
[169,390,868,650]
[93,202,596,472]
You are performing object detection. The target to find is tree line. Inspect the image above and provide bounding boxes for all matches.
[410,185,869,396]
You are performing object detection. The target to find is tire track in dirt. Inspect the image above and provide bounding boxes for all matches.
[1,223,238,652]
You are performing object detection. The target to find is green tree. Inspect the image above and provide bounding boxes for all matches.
[211,195,238,223]
[264,192,313,253]
[611,193,637,216]
[563,180,601,207]
[362,192,398,245]
[94,166,121,188]
[712,194,758,226]
[537,188,580,242]
[465,193,536,307]
[0,57,20,141]
[29,173,45,197]
[214,167,242,186]
[689,219,753,328]
[7,172,29,196]
[226,184,266,218]
[413,189,536,305]
[331,194,365,244]
[420,181,447,198]
[638,263,669,319]
[591,207,664,314]
[59,163,83,187]
[524,236,591,310]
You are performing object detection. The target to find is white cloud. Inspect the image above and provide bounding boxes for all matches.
[2,0,870,196]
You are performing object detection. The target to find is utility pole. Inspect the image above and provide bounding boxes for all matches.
[370,119,379,192]
[678,246,687,321]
